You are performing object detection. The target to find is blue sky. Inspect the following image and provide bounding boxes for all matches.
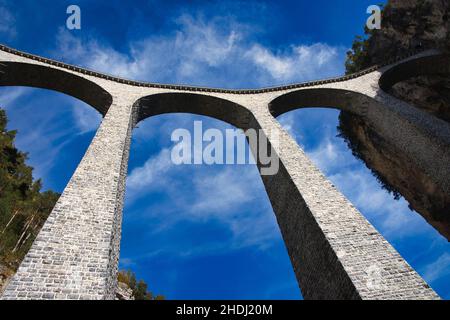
[0,0,449,299]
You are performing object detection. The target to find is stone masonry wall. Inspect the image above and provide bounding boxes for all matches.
[1,98,135,300]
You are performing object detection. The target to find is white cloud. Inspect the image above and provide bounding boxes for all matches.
[309,138,340,173]
[125,142,279,252]
[168,167,278,253]
[190,168,254,214]
[119,257,136,268]
[55,29,139,79]
[72,102,102,134]
[127,148,174,191]
[53,15,346,88]
[245,45,293,80]
[307,136,358,175]
[126,147,256,216]
[173,15,241,68]
[0,87,29,109]
[228,211,279,250]
[0,3,15,38]
[245,43,343,82]
[278,112,302,141]
[422,253,450,284]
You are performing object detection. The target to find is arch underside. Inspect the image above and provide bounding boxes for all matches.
[135,92,275,173]
[136,92,255,130]
[379,53,450,91]
[268,88,374,118]
[0,61,112,115]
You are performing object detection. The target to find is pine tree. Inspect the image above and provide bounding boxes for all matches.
[0,107,60,269]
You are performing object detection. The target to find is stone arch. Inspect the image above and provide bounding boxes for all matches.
[379,52,450,91]
[135,92,254,130]
[268,88,374,119]
[128,92,301,298]
[0,61,113,115]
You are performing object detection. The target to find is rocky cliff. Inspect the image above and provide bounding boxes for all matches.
[116,282,135,300]
[343,0,450,239]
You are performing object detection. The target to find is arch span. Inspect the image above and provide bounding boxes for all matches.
[268,88,374,118]
[379,53,450,91]
[0,61,113,115]
[135,92,254,130]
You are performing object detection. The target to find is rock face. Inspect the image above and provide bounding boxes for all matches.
[115,282,135,300]
[341,0,450,239]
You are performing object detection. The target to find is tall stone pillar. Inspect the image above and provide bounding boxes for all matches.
[1,96,135,300]
[249,104,440,300]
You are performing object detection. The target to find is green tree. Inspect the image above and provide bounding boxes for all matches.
[117,269,165,300]
[345,3,384,74]
[0,107,60,270]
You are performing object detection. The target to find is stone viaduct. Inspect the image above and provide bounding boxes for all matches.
[0,44,448,300]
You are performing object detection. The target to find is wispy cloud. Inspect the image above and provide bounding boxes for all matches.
[54,28,138,79]
[308,137,358,175]
[125,142,278,254]
[0,87,28,108]
[71,102,102,134]
[52,15,346,88]
[422,253,450,284]
[245,43,343,82]
[0,2,16,39]
[279,112,302,141]
[190,168,255,214]
[127,148,174,191]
